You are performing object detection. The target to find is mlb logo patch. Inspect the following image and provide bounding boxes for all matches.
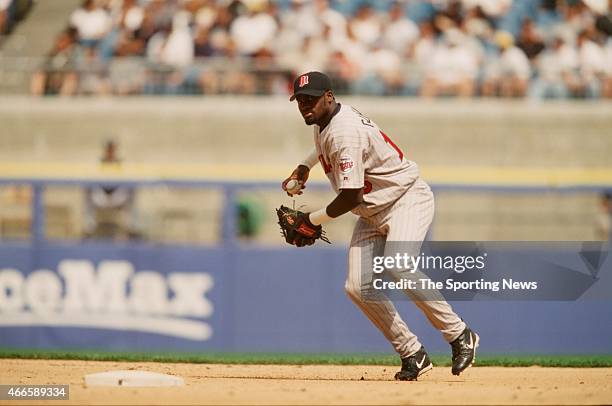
[299,75,309,87]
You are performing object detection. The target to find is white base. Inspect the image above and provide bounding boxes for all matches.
[84,370,185,387]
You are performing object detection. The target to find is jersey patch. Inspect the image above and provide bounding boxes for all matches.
[338,155,355,174]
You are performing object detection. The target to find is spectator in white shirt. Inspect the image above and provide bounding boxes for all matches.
[406,20,437,94]
[412,20,437,67]
[147,11,194,69]
[339,23,370,80]
[420,28,478,97]
[70,0,112,47]
[277,33,331,76]
[382,2,419,56]
[281,0,320,40]
[529,36,574,99]
[98,0,145,60]
[576,29,606,97]
[482,31,531,97]
[313,0,348,50]
[162,10,194,68]
[230,0,277,56]
[369,41,405,94]
[348,3,382,47]
[145,10,194,94]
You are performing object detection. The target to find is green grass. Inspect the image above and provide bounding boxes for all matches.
[1,349,611,367]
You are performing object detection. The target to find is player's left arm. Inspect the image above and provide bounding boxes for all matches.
[309,188,362,225]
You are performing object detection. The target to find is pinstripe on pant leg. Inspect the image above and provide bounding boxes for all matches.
[346,217,422,358]
[384,180,466,342]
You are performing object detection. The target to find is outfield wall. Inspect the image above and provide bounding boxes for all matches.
[0,179,611,355]
[1,241,611,354]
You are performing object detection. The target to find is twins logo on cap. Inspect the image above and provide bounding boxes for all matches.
[299,75,309,87]
[290,71,331,101]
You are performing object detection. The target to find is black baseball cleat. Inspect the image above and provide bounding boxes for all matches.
[394,346,433,381]
[450,327,480,375]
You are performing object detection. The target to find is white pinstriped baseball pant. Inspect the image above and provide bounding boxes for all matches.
[346,179,466,358]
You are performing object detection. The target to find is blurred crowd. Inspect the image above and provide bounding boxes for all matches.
[30,0,612,98]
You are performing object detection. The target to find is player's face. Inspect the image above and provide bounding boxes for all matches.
[296,94,326,125]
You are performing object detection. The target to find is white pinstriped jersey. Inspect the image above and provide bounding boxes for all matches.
[314,104,420,218]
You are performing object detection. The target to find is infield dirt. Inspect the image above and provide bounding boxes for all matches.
[1,359,611,405]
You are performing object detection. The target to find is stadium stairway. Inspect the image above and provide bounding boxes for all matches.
[1,0,80,93]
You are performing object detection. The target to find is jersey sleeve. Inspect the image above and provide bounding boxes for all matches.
[328,135,366,190]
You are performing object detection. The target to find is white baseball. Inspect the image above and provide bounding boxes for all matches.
[286,179,301,194]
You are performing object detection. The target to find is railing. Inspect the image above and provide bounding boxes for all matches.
[0,54,417,95]
[1,176,610,247]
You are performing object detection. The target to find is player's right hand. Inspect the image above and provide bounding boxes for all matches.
[282,165,310,196]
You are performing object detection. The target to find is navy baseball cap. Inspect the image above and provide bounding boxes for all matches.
[289,71,332,101]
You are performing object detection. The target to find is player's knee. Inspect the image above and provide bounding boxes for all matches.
[345,280,384,303]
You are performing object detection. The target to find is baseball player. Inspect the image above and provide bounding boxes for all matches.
[282,71,479,381]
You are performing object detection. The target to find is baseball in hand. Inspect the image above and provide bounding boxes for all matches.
[286,179,301,194]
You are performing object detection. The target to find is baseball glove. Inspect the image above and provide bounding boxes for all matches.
[276,205,331,247]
